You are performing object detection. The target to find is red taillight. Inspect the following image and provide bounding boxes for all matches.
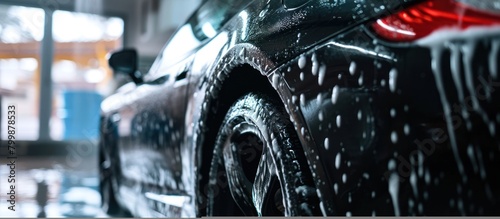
[371,0,500,42]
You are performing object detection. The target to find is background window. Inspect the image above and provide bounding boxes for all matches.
[0,5,45,140]
[50,10,124,140]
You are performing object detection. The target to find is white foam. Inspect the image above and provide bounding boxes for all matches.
[416,26,500,47]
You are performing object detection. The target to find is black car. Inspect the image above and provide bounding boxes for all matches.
[99,0,500,216]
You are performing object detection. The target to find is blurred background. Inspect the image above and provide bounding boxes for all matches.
[0,0,200,217]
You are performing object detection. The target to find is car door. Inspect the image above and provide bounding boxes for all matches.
[112,52,194,217]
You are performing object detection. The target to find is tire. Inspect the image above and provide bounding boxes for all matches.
[207,93,321,216]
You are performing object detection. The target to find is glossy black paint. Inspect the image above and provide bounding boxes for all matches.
[99,0,500,216]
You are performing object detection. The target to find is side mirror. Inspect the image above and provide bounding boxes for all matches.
[108,49,143,84]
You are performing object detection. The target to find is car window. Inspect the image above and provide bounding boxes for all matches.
[147,0,252,78]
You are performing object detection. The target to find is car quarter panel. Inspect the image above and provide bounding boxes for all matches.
[180,0,425,216]
[278,24,500,215]
[184,0,421,216]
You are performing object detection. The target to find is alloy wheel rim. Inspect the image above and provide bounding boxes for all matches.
[222,121,286,216]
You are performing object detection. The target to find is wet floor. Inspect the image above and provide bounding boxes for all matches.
[0,155,108,218]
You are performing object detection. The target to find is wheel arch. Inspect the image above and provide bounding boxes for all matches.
[194,44,289,215]
[192,43,333,216]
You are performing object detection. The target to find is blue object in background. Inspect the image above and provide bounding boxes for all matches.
[62,90,102,140]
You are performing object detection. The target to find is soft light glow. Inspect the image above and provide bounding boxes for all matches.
[52,60,78,82]
[53,10,124,42]
[84,67,106,83]
[106,18,124,38]
[19,58,38,72]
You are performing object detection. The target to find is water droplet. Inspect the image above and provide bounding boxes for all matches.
[319,111,324,121]
[324,138,330,150]
[298,55,307,69]
[336,115,342,127]
[349,61,357,75]
[311,53,319,76]
[334,183,338,194]
[391,131,398,144]
[331,85,339,104]
[467,145,479,174]
[342,173,347,183]
[489,122,496,136]
[380,79,386,87]
[357,110,362,120]
[335,153,341,169]
[300,72,304,81]
[300,94,305,106]
[318,64,326,86]
[317,93,323,104]
[490,40,499,79]
[425,169,431,185]
[388,172,401,216]
[388,159,396,170]
[404,124,410,136]
[272,73,280,88]
[390,108,396,118]
[389,68,398,93]
[346,211,352,217]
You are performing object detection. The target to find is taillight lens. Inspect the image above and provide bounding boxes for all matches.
[371,0,500,42]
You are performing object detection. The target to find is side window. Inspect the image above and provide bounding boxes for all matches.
[148,0,253,77]
[51,11,124,140]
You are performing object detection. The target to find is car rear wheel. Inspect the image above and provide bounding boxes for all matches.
[207,93,321,216]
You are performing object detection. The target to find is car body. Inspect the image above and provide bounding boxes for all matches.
[99,0,500,216]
